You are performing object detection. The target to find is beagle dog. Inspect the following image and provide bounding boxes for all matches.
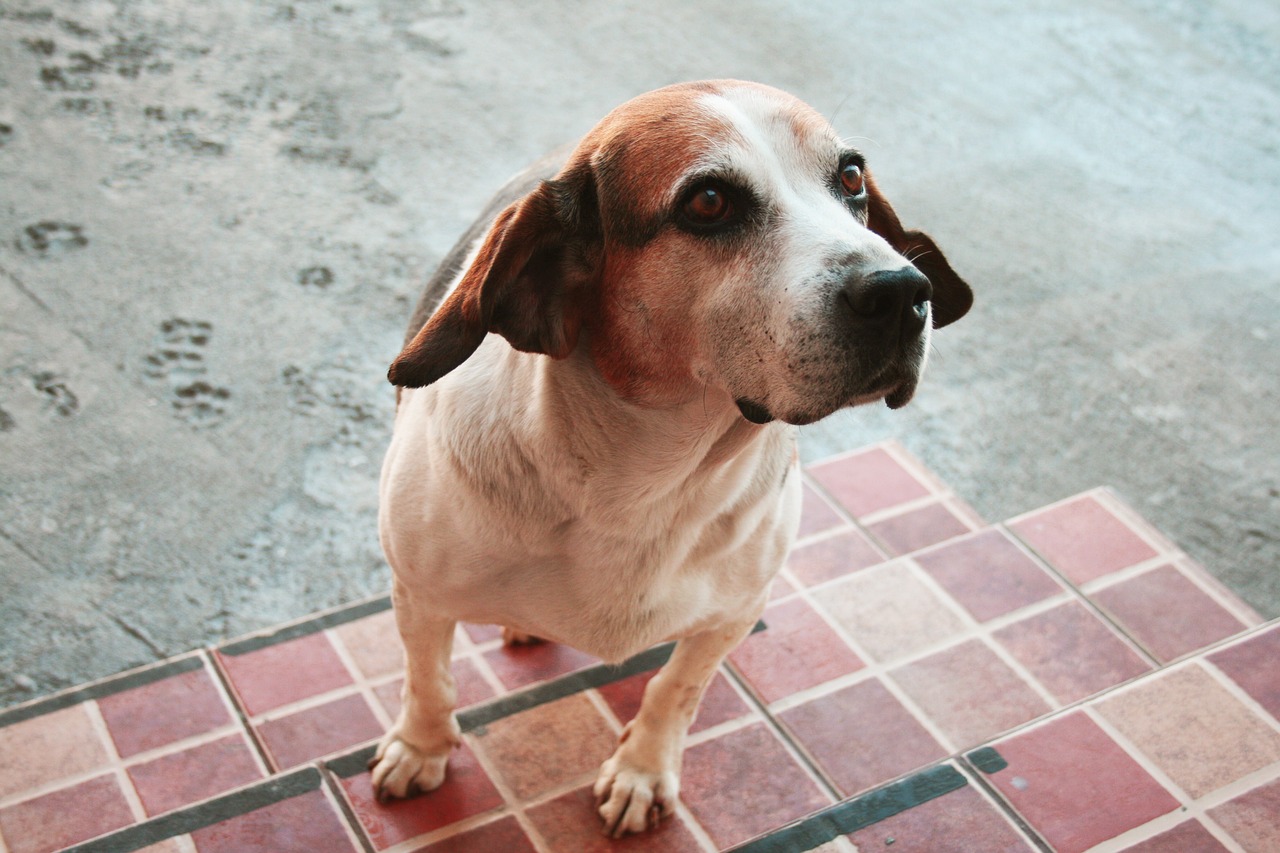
[370,80,972,836]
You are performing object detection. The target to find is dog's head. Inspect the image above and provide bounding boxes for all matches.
[389,80,972,425]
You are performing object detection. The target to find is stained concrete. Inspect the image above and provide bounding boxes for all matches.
[1,0,1276,707]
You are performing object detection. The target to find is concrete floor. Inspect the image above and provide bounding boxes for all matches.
[1,0,1276,708]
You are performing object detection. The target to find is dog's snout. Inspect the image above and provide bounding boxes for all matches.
[840,266,933,335]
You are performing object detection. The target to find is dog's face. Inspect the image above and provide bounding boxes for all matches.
[389,81,972,424]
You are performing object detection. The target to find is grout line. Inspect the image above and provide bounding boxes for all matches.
[953,757,1053,853]
[1170,554,1266,627]
[317,766,377,853]
[1199,658,1280,734]
[205,645,277,774]
[81,700,147,823]
[325,628,396,732]
[1083,704,1194,805]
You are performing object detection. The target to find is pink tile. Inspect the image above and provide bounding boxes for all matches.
[98,666,234,758]
[1094,565,1248,662]
[890,640,1050,748]
[680,722,830,848]
[341,743,503,848]
[867,502,972,556]
[769,572,797,601]
[729,598,864,703]
[846,783,1034,852]
[0,704,111,799]
[128,734,263,816]
[1207,776,1280,853]
[596,669,749,734]
[798,481,847,539]
[217,632,354,716]
[332,609,404,679]
[1009,494,1158,584]
[779,678,946,796]
[1210,625,1280,721]
[994,601,1152,704]
[1120,821,1230,852]
[257,694,383,770]
[982,712,1179,853]
[914,528,1063,621]
[375,658,495,720]
[0,774,133,853]
[526,784,704,852]
[807,447,932,518]
[463,623,503,644]
[191,788,357,853]
[413,815,537,852]
[482,641,597,690]
[786,529,886,586]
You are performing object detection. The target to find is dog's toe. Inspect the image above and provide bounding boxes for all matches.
[368,734,450,801]
[594,757,676,837]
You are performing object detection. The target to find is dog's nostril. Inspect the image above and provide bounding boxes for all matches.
[842,266,933,324]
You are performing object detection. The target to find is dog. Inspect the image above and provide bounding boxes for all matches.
[369,80,972,837]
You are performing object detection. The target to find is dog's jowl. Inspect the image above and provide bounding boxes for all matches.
[370,80,972,837]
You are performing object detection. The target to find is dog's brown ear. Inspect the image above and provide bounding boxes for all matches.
[388,166,601,388]
[864,172,973,329]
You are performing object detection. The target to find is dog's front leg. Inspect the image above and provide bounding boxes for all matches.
[594,610,763,837]
[369,581,461,802]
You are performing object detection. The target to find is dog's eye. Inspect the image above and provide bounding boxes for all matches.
[682,185,734,225]
[840,162,865,197]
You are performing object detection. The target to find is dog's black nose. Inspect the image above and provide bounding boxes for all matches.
[841,266,933,337]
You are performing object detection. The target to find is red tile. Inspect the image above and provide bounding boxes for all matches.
[374,658,496,720]
[525,784,704,852]
[680,722,830,848]
[217,632,353,715]
[787,529,886,586]
[257,694,383,770]
[1207,776,1280,853]
[914,529,1062,622]
[412,815,537,853]
[191,788,357,853]
[798,482,847,539]
[846,782,1033,852]
[482,641,597,690]
[994,602,1151,704]
[0,774,134,853]
[807,447,932,518]
[1120,821,1230,852]
[891,640,1050,748]
[1210,625,1280,721]
[867,502,971,556]
[596,669,749,734]
[779,678,946,796]
[981,712,1179,853]
[1094,565,1247,662]
[729,598,864,703]
[341,742,503,848]
[98,666,234,758]
[1009,495,1158,584]
[128,734,263,816]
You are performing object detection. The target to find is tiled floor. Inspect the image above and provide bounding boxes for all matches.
[1,441,1275,853]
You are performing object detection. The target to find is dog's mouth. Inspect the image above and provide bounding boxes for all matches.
[736,374,918,426]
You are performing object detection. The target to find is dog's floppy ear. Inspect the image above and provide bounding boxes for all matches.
[864,172,973,328]
[388,165,601,388]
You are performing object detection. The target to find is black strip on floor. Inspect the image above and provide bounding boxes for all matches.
[218,595,392,656]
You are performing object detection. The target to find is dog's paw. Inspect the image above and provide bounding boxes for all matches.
[593,753,678,837]
[367,733,451,803]
[501,626,544,646]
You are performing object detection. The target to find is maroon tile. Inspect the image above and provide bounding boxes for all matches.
[413,815,537,853]
[341,742,503,848]
[1094,565,1248,662]
[914,529,1063,622]
[891,640,1050,748]
[798,481,847,539]
[128,734,263,816]
[981,712,1179,853]
[1207,776,1280,853]
[994,601,1152,704]
[787,529,886,586]
[1211,625,1280,721]
[1120,821,1230,852]
[0,774,133,853]
[1009,494,1158,584]
[597,669,749,734]
[257,693,383,770]
[482,641,597,690]
[98,665,234,758]
[680,722,830,848]
[525,784,704,852]
[374,658,496,720]
[807,447,932,518]
[191,788,357,853]
[847,782,1033,852]
[729,598,864,703]
[867,502,972,556]
[217,632,354,716]
[779,678,946,796]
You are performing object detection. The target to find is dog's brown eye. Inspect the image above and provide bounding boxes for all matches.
[840,163,865,196]
[684,186,733,223]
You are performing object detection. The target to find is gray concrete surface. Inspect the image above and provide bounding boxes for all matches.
[1,0,1277,708]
